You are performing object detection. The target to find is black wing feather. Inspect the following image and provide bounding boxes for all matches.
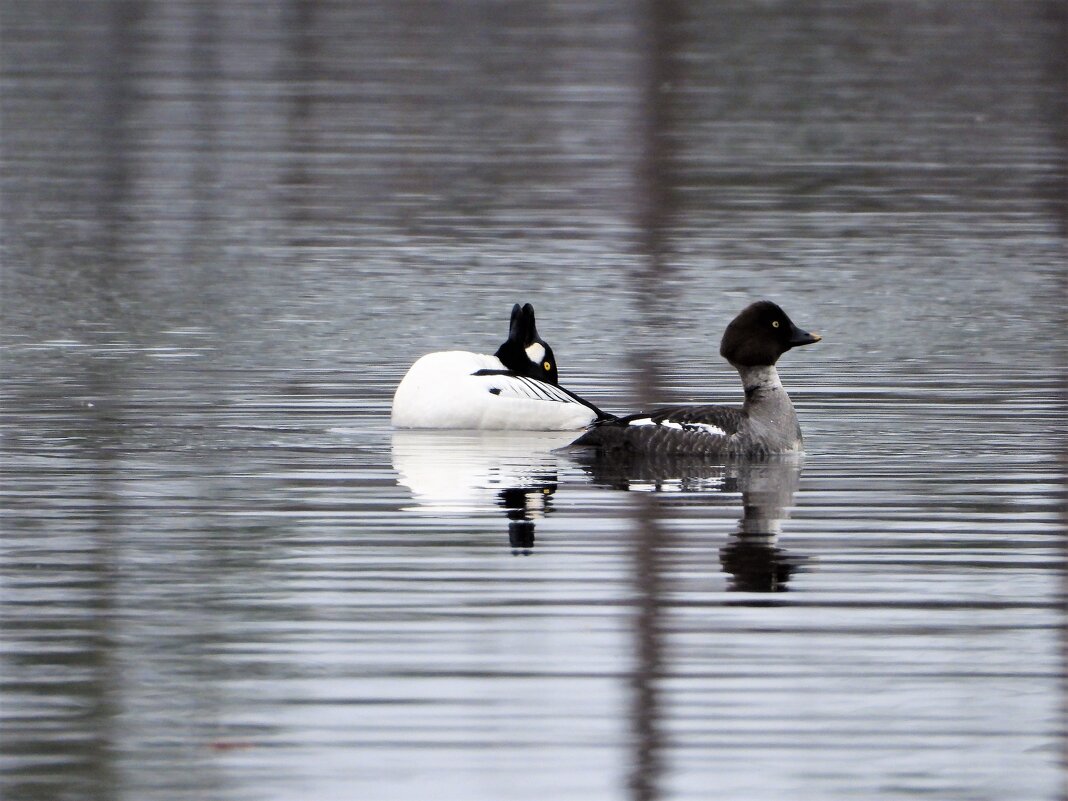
[471,369,615,421]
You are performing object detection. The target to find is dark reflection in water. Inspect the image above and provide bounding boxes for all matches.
[573,453,807,594]
[498,486,549,553]
[719,461,806,594]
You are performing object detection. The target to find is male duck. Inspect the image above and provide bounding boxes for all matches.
[566,301,821,458]
[391,303,612,430]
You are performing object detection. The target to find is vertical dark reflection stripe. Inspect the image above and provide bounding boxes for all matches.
[99,2,144,258]
[282,0,317,247]
[1038,0,1067,238]
[81,4,146,797]
[188,1,222,264]
[628,2,682,800]
[1046,6,1068,797]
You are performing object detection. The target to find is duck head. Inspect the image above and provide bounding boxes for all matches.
[719,301,821,368]
[495,303,560,384]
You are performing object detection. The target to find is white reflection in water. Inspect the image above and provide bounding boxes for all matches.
[391,430,576,552]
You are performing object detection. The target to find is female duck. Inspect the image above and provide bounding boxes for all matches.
[567,301,821,458]
[391,303,611,430]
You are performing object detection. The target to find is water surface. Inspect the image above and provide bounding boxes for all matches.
[2,2,1065,800]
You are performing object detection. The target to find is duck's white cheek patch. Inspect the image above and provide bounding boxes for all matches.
[525,343,546,364]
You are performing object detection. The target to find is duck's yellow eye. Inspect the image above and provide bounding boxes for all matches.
[543,360,552,371]
[772,320,780,328]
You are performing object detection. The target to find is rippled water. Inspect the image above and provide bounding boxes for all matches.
[2,2,1065,800]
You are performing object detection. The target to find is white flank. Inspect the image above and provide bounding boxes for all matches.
[391,350,595,430]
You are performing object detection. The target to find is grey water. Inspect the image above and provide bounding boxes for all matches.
[2,2,1065,800]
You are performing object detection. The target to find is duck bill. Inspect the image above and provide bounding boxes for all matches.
[789,325,822,347]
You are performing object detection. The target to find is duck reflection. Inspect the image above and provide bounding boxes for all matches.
[391,430,573,554]
[496,486,552,551]
[718,460,807,592]
[569,452,807,592]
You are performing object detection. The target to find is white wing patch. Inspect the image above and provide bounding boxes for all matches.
[476,372,597,429]
[682,422,726,437]
[625,417,727,438]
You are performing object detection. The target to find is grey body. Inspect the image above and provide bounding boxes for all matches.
[566,301,820,459]
[568,365,802,458]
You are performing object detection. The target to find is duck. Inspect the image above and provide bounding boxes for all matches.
[565,301,821,458]
[391,303,613,430]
